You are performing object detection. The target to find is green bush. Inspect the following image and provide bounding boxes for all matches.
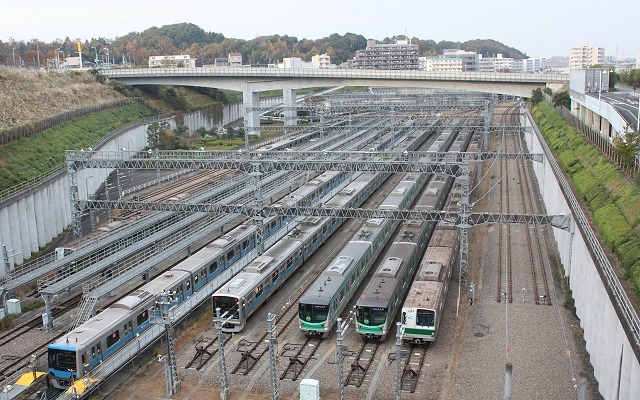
[572,170,599,199]
[585,186,612,210]
[593,203,632,251]
[0,314,15,331]
[617,238,640,272]
[22,299,44,312]
[558,150,580,173]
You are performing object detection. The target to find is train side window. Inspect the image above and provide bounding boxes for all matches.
[106,330,120,348]
[209,261,218,274]
[124,323,129,336]
[242,239,249,251]
[227,249,235,261]
[402,312,407,324]
[128,321,133,334]
[81,354,86,367]
[97,343,102,355]
[137,310,149,325]
[194,274,199,286]
[91,346,95,357]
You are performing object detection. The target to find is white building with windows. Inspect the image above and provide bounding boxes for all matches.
[420,57,463,72]
[149,54,196,68]
[570,42,605,69]
[442,49,480,71]
[478,54,513,72]
[311,54,331,68]
[511,57,547,73]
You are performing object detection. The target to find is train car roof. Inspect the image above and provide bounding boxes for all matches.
[214,237,301,298]
[350,219,386,243]
[402,281,443,310]
[172,241,228,273]
[424,244,457,265]
[51,307,138,348]
[114,270,191,310]
[299,241,371,305]
[210,225,256,247]
[429,226,458,247]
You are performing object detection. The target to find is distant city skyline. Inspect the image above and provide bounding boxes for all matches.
[1,0,638,59]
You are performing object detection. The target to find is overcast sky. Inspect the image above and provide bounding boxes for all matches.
[2,0,638,59]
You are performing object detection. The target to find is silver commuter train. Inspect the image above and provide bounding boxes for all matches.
[211,171,387,332]
[46,223,258,389]
[298,171,427,337]
[46,169,347,389]
[400,225,459,344]
[355,173,454,340]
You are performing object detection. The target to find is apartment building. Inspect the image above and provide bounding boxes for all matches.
[569,43,605,69]
[148,54,196,68]
[349,39,419,70]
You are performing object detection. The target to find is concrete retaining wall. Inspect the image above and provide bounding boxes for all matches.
[521,108,640,400]
[0,101,247,271]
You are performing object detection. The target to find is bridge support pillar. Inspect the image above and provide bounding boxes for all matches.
[283,88,297,126]
[243,89,261,136]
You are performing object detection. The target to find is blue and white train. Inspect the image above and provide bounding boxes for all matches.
[47,169,346,389]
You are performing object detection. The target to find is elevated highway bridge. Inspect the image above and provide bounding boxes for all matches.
[103,67,568,133]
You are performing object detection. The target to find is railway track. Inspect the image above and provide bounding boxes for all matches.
[399,344,427,393]
[514,129,552,305]
[344,340,380,387]
[279,336,322,380]
[0,295,80,378]
[497,108,514,303]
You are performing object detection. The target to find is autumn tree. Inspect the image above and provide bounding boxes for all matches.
[614,128,640,168]
[147,121,172,149]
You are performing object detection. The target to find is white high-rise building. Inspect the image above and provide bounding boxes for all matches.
[569,42,605,69]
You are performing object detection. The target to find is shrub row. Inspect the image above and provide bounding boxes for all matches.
[532,102,640,298]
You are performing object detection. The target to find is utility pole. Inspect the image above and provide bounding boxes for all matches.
[215,307,230,400]
[151,291,179,397]
[336,317,350,400]
[267,313,279,400]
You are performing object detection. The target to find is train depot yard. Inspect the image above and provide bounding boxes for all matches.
[0,90,603,400]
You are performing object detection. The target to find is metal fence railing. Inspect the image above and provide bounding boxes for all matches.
[0,98,144,145]
[544,95,640,178]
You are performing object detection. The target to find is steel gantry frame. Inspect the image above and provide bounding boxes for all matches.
[67,149,571,298]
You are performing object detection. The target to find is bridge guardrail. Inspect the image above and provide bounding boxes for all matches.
[103,67,569,84]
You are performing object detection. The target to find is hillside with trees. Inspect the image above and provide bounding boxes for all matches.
[1,23,528,68]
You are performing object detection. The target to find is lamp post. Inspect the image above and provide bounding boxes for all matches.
[91,46,98,66]
[85,175,96,232]
[598,69,608,102]
[85,175,94,200]
[12,48,15,67]
[636,97,640,133]
[35,41,40,68]
[57,50,65,69]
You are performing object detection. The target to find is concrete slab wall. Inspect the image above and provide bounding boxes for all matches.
[521,108,640,400]
[0,103,245,273]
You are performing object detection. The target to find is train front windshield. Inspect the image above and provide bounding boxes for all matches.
[356,306,387,325]
[299,303,328,323]
[213,296,239,319]
[416,309,436,327]
[48,348,76,371]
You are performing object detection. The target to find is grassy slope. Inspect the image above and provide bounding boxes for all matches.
[532,101,640,298]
